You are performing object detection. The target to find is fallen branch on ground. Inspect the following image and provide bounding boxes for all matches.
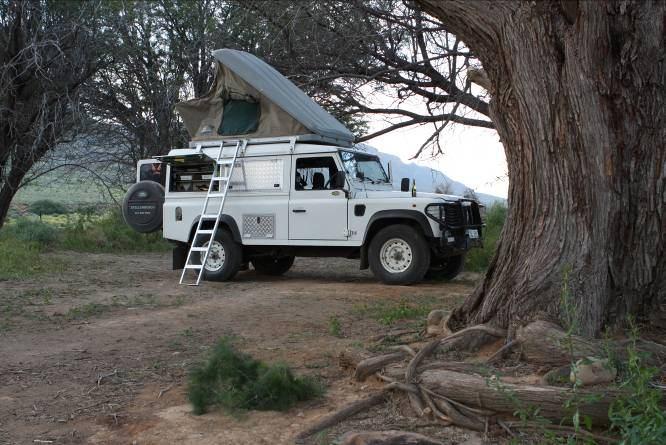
[295,391,389,443]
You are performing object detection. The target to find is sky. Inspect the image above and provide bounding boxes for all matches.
[365,118,509,198]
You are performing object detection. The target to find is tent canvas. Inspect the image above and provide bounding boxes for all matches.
[176,49,355,146]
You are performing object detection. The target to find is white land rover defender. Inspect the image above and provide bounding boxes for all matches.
[122,49,484,285]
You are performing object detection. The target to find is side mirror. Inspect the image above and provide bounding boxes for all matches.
[401,177,410,192]
[333,171,346,189]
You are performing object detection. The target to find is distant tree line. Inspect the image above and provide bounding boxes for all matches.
[0,0,491,228]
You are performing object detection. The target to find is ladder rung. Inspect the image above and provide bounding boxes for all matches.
[189,246,208,252]
[196,229,215,235]
[184,264,203,269]
[207,193,226,198]
[212,176,229,181]
[217,160,234,165]
[201,214,219,219]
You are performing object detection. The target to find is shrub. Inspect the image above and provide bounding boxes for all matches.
[188,338,323,415]
[3,218,59,246]
[58,209,170,253]
[609,324,665,444]
[465,202,507,272]
[29,199,68,216]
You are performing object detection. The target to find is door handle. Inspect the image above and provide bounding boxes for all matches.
[292,209,306,213]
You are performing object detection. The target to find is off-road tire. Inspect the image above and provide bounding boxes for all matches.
[193,229,242,282]
[425,254,465,281]
[368,224,430,285]
[251,256,295,276]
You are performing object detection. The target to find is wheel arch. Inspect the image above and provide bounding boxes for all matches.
[360,210,434,270]
[188,214,242,244]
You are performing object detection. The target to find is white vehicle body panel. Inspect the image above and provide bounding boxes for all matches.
[159,140,465,247]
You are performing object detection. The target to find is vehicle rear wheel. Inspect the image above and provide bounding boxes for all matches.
[193,229,242,281]
[425,254,465,281]
[368,224,430,285]
[251,256,295,276]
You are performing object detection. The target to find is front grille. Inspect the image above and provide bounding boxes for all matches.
[443,204,463,228]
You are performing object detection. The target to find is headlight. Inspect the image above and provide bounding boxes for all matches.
[425,204,443,221]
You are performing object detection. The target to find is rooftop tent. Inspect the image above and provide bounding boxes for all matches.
[175,49,355,146]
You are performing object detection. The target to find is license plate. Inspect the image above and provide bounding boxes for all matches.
[466,229,479,239]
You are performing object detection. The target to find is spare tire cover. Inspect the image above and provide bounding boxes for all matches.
[122,181,165,233]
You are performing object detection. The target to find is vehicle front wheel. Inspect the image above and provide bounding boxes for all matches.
[193,229,242,282]
[368,224,430,285]
[424,254,465,281]
[251,256,295,276]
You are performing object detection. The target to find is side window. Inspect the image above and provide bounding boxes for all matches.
[139,161,165,185]
[294,157,340,191]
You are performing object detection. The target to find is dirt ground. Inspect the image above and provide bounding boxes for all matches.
[0,252,483,445]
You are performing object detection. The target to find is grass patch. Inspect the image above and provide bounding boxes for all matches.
[64,293,182,321]
[188,338,324,415]
[0,237,66,280]
[1,209,170,260]
[65,302,112,320]
[466,202,506,272]
[355,298,435,326]
[328,316,342,337]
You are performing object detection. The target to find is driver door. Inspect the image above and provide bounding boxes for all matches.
[289,154,348,240]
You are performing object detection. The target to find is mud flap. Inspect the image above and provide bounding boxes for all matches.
[172,243,188,270]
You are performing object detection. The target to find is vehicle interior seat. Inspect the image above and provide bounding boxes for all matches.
[312,172,325,190]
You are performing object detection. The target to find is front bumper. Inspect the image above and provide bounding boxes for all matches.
[425,200,484,253]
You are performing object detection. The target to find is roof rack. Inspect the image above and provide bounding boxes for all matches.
[187,133,352,150]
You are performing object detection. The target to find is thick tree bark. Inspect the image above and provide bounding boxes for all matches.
[417,0,666,336]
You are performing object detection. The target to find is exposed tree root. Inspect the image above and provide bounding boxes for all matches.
[517,320,666,367]
[419,369,617,426]
[301,320,662,442]
[485,339,519,364]
[295,391,389,443]
[354,351,408,381]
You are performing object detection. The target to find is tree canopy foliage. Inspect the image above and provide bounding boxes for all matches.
[0,0,495,227]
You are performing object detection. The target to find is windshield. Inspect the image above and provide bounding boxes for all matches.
[340,151,389,184]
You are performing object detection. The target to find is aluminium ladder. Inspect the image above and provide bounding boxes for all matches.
[179,139,247,286]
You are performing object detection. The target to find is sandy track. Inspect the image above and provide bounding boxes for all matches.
[0,252,475,444]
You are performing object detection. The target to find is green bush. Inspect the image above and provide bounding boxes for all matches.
[30,199,69,216]
[465,202,507,272]
[3,218,59,246]
[609,326,665,444]
[58,209,170,253]
[188,338,323,415]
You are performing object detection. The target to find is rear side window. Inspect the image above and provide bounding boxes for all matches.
[294,156,340,190]
[138,161,165,185]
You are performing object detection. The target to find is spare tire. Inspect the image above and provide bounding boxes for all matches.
[122,181,165,233]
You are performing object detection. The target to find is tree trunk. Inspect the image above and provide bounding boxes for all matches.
[0,156,31,230]
[417,0,666,336]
